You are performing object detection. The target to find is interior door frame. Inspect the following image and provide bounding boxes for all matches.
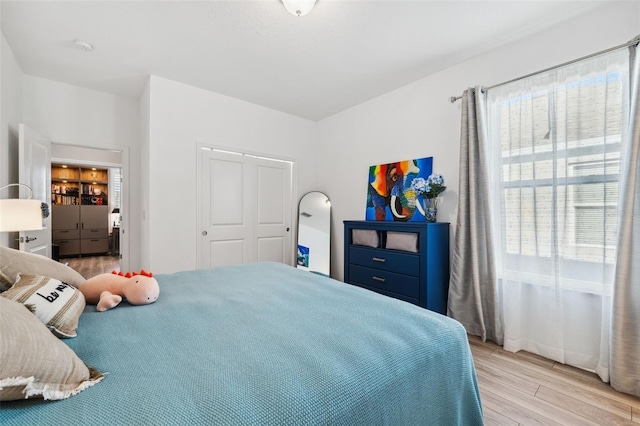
[50,142,131,272]
[18,124,51,256]
[195,142,298,268]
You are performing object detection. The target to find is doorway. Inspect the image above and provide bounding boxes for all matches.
[51,144,126,279]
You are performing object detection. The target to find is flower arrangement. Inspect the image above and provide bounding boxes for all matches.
[411,174,446,199]
[411,174,446,222]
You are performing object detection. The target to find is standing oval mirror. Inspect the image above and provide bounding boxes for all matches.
[297,192,331,276]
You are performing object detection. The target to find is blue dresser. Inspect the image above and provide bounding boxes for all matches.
[343,220,450,314]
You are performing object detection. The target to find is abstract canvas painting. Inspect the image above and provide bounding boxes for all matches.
[366,156,433,221]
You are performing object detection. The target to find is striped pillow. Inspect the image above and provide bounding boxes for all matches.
[1,274,86,338]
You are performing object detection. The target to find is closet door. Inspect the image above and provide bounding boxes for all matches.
[52,205,80,230]
[80,206,108,229]
[254,156,293,264]
[197,147,293,269]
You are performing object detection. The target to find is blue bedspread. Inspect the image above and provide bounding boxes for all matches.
[1,262,483,425]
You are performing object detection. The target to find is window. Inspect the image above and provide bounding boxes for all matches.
[487,51,629,293]
[109,167,121,209]
[109,167,122,229]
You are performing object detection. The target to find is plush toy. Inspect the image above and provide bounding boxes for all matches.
[79,270,160,312]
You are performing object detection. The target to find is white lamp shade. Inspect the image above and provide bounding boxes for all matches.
[0,199,43,232]
[282,0,317,16]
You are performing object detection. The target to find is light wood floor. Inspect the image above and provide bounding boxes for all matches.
[469,335,640,425]
[63,255,120,279]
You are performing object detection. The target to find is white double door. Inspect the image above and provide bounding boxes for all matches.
[198,147,293,269]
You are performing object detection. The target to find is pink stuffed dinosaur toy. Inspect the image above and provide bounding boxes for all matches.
[79,270,160,312]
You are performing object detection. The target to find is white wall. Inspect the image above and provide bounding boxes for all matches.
[146,75,317,273]
[22,76,141,270]
[317,1,640,280]
[52,144,123,165]
[0,33,23,248]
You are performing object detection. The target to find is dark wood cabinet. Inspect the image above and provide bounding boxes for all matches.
[52,205,109,256]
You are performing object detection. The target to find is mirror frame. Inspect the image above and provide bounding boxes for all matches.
[296,191,331,276]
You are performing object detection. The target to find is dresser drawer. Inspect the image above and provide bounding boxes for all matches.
[81,228,108,239]
[358,284,420,307]
[349,264,420,299]
[52,229,80,240]
[81,238,108,254]
[349,246,419,276]
[55,239,80,257]
[344,221,450,314]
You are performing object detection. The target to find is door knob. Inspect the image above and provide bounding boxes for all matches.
[19,236,38,243]
[202,231,208,236]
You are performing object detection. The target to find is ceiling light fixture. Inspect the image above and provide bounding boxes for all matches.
[73,40,94,52]
[281,0,317,17]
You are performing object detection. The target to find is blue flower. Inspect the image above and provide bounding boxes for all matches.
[411,173,446,199]
[428,174,444,186]
[411,177,429,193]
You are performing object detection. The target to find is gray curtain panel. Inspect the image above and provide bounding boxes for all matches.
[610,40,640,397]
[448,87,502,344]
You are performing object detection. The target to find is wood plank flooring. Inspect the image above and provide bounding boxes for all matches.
[470,335,640,425]
[63,255,120,279]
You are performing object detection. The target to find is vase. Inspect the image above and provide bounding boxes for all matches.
[423,197,440,223]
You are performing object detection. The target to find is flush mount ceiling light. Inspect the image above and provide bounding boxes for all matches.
[281,0,317,17]
[73,39,94,52]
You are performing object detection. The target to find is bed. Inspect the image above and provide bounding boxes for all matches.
[0,261,483,425]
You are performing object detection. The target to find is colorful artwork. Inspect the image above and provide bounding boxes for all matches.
[366,156,433,221]
[297,245,310,267]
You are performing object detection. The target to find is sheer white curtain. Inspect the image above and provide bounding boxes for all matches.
[484,49,630,381]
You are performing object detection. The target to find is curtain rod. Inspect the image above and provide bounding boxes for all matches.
[449,35,640,103]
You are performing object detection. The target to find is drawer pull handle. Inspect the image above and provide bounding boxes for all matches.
[372,276,386,283]
[372,257,386,263]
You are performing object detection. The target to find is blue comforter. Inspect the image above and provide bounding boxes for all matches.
[1,262,483,425]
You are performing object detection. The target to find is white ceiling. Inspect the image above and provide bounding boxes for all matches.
[1,1,613,121]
